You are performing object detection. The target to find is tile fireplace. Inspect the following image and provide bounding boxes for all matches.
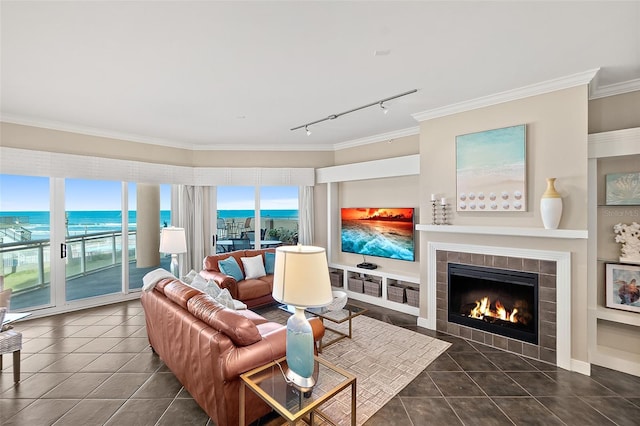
[423,242,572,368]
[448,263,539,344]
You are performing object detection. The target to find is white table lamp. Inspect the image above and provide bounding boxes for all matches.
[272,245,333,390]
[159,227,187,277]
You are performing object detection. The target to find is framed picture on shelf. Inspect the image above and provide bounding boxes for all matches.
[606,263,640,313]
[605,172,640,205]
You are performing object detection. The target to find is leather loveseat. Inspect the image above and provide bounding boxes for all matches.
[200,248,275,309]
[140,277,325,426]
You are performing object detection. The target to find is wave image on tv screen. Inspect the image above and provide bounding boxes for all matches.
[341,208,415,261]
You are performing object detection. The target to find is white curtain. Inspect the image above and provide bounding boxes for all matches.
[298,186,314,245]
[174,185,213,275]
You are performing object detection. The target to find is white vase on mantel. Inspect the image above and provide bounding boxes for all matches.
[540,177,563,230]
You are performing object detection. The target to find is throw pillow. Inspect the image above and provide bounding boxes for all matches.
[181,269,198,284]
[215,287,236,310]
[241,254,266,279]
[218,257,245,282]
[200,281,235,309]
[232,299,248,310]
[264,252,275,274]
[190,273,209,292]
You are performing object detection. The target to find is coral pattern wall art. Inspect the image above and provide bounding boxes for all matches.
[606,172,640,205]
[456,124,526,212]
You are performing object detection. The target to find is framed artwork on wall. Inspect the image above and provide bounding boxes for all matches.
[606,263,640,313]
[455,124,527,212]
[605,172,640,205]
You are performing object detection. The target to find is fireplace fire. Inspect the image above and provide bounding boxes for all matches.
[448,263,538,344]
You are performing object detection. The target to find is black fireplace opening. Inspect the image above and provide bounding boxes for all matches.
[448,263,538,344]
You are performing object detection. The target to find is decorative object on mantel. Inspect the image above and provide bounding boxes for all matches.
[430,194,438,225]
[540,177,563,230]
[430,194,448,225]
[606,172,640,206]
[440,198,448,225]
[456,124,527,212]
[614,222,640,264]
[605,263,640,313]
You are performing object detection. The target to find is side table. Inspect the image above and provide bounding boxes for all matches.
[240,355,356,426]
[278,304,368,353]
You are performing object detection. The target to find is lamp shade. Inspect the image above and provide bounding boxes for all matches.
[272,245,333,308]
[159,227,187,254]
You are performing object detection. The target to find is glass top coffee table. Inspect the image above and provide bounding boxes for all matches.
[239,355,356,425]
[279,304,368,352]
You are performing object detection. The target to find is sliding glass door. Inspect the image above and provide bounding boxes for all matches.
[0,174,53,310]
[260,186,299,246]
[216,186,255,252]
[128,183,172,290]
[64,178,123,301]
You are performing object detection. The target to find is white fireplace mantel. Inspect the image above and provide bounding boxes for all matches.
[416,224,588,239]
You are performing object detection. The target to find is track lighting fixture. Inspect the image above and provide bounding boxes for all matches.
[291,89,417,134]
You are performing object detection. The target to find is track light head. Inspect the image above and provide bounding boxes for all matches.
[290,89,416,134]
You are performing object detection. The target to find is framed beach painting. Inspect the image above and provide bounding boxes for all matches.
[605,172,640,205]
[456,124,526,212]
[606,263,640,313]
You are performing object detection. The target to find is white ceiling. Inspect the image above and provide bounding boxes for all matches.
[1,1,639,151]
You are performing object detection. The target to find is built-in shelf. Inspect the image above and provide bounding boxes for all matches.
[595,306,640,327]
[328,263,420,316]
[588,127,640,378]
[416,224,588,239]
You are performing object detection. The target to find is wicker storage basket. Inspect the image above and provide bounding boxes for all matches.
[329,272,342,287]
[363,280,382,297]
[347,278,364,293]
[406,287,420,307]
[387,284,406,303]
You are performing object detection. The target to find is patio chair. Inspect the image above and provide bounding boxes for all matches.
[230,238,251,250]
[0,307,23,383]
[217,218,227,238]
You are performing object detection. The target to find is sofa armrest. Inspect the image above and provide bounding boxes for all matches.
[199,270,238,298]
[221,319,325,381]
[222,326,287,380]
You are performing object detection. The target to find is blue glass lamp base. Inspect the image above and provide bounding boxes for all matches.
[285,307,316,390]
[170,255,180,278]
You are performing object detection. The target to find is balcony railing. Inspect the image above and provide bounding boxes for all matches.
[0,230,135,295]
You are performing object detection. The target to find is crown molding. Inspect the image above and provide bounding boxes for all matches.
[412,68,600,122]
[190,142,335,152]
[332,126,420,151]
[589,78,640,100]
[0,114,198,150]
[0,115,344,152]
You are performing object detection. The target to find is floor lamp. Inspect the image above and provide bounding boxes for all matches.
[159,227,187,277]
[272,245,333,390]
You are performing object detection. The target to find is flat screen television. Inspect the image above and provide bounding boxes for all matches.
[341,208,415,262]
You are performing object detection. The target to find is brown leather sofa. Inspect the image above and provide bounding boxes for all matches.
[140,277,325,426]
[200,248,275,309]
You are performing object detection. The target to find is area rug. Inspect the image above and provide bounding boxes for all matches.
[260,308,451,425]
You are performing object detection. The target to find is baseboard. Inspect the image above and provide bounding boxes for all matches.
[417,316,432,330]
[571,359,591,376]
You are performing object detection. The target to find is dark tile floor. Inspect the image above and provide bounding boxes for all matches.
[1,299,640,425]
